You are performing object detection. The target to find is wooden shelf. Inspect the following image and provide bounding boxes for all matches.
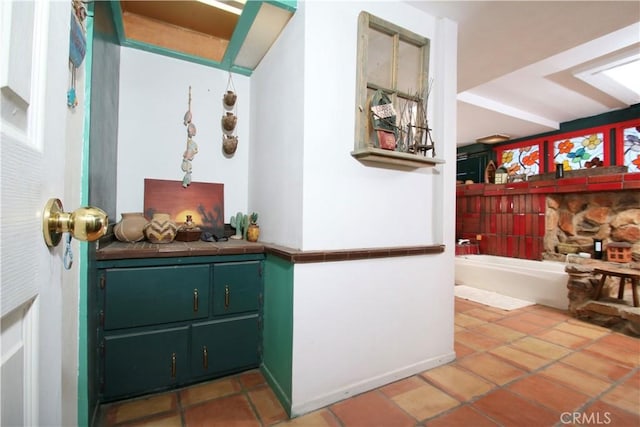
[351,147,445,169]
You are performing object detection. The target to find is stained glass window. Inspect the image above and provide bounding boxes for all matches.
[495,142,541,178]
[621,124,640,173]
[552,132,606,171]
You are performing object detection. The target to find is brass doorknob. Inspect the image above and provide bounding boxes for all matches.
[42,198,108,247]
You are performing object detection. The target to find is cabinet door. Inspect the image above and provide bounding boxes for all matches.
[102,326,189,399]
[104,265,210,330]
[212,262,260,316]
[191,316,259,379]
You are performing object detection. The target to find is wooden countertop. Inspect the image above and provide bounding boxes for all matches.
[96,237,446,263]
[96,239,265,260]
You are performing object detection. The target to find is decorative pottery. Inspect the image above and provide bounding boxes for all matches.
[175,214,201,241]
[113,212,148,243]
[246,224,260,242]
[144,213,177,244]
[223,135,238,155]
[222,112,237,134]
[223,90,237,109]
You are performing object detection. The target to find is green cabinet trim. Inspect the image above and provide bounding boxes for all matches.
[261,255,294,415]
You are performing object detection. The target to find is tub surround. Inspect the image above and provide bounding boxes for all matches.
[564,256,640,334]
[456,172,640,260]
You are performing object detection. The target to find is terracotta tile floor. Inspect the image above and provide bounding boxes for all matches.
[96,297,640,427]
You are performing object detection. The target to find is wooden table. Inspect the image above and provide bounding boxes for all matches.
[593,266,640,307]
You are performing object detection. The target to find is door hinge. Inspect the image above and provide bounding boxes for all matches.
[258,263,263,277]
[258,292,263,306]
[99,275,106,289]
[98,310,104,327]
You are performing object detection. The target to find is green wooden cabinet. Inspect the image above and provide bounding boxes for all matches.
[103,326,189,397]
[97,255,264,401]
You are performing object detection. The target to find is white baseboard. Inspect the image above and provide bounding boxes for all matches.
[290,351,456,418]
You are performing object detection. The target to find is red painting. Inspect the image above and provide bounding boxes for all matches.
[144,179,224,236]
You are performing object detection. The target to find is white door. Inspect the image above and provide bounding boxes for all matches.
[1,1,76,425]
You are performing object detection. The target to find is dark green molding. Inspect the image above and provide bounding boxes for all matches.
[81,1,122,424]
[261,255,294,416]
[107,0,297,76]
[477,104,640,149]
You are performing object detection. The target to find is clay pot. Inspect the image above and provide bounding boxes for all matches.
[113,212,148,243]
[222,112,237,134]
[223,90,237,109]
[246,224,260,242]
[223,135,238,155]
[144,213,177,244]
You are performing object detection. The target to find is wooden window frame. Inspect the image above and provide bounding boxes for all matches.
[351,11,443,168]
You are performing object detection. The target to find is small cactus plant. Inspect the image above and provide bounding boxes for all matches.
[247,212,260,242]
[230,212,248,239]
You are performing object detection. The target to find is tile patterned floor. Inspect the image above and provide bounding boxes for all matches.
[97,297,640,427]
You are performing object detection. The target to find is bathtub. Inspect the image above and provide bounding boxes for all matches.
[454,255,568,310]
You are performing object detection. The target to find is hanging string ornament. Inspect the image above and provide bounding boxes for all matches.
[181,86,198,188]
[222,73,238,156]
[67,0,87,108]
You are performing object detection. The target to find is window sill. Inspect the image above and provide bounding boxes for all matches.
[352,147,445,169]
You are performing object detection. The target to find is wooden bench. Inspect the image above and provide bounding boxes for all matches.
[593,267,640,307]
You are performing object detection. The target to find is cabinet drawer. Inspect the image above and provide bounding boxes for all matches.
[213,262,260,316]
[104,265,210,330]
[102,326,189,399]
[191,316,259,378]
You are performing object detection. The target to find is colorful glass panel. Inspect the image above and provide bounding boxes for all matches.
[622,125,640,172]
[498,144,540,177]
[552,132,605,171]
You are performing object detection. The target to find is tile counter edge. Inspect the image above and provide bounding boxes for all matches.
[97,239,446,263]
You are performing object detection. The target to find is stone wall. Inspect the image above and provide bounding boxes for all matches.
[544,191,640,260]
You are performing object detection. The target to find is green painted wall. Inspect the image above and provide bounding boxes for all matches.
[261,255,294,415]
[80,1,120,425]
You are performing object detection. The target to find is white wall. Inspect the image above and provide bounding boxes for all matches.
[117,48,251,221]
[249,10,305,249]
[252,0,458,416]
[291,255,456,415]
[301,1,445,250]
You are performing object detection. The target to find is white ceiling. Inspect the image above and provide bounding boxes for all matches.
[407,1,640,146]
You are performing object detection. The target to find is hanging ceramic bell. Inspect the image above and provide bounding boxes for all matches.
[223,90,237,110]
[222,112,237,134]
[223,135,238,155]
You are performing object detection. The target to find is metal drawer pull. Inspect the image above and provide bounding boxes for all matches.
[224,285,230,309]
[171,352,176,378]
[193,289,199,312]
[203,346,208,369]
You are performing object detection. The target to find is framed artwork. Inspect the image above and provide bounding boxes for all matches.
[144,179,224,236]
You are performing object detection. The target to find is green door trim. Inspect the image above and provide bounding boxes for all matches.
[77,2,95,425]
